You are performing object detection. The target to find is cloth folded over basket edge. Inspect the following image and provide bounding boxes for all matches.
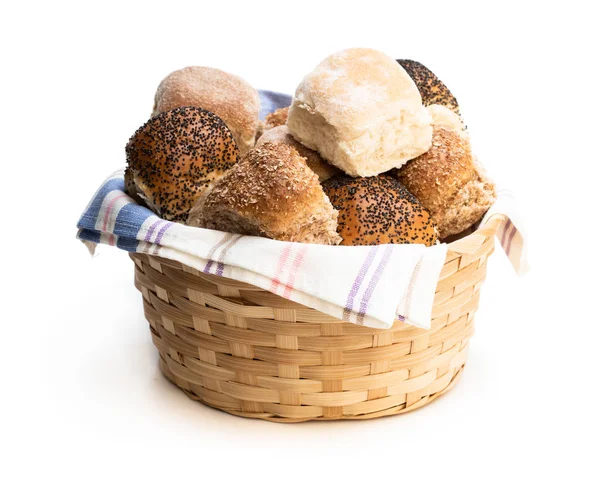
[76,169,448,330]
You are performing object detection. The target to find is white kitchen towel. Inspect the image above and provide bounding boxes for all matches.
[76,90,528,330]
[481,187,530,276]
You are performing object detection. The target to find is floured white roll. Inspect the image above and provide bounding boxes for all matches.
[427,104,465,133]
[287,48,432,177]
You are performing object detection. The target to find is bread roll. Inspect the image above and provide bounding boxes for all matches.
[322,175,438,246]
[287,48,432,177]
[125,107,239,223]
[427,105,464,133]
[264,106,289,130]
[188,142,341,245]
[255,106,289,141]
[152,66,259,155]
[124,166,144,206]
[394,126,496,239]
[397,59,460,116]
[256,126,341,183]
[255,120,266,143]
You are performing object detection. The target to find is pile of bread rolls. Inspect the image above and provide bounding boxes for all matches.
[125,48,496,246]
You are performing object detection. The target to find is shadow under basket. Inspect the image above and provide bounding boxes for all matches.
[130,214,506,422]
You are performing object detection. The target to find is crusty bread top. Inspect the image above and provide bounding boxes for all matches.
[397,60,460,115]
[438,168,496,239]
[323,175,438,246]
[395,126,473,213]
[194,141,340,243]
[152,66,260,154]
[125,106,239,222]
[256,126,341,182]
[395,127,496,238]
[201,141,322,218]
[293,48,423,137]
[264,106,289,130]
[255,106,289,141]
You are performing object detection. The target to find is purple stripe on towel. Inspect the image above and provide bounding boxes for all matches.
[155,222,174,245]
[356,246,393,324]
[143,219,163,242]
[500,219,512,249]
[204,234,233,274]
[505,224,518,256]
[142,219,166,254]
[343,247,378,321]
[215,235,244,276]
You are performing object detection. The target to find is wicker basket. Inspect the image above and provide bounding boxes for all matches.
[130,214,506,422]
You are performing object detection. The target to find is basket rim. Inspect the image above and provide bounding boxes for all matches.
[446,213,505,255]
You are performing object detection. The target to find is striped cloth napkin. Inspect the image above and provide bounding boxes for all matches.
[482,188,530,277]
[76,91,528,330]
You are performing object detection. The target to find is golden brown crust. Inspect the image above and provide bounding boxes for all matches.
[322,175,438,246]
[394,126,496,238]
[397,59,460,116]
[125,107,239,223]
[188,142,341,245]
[207,142,317,214]
[264,106,289,129]
[255,107,289,141]
[255,120,266,142]
[396,126,473,210]
[153,66,259,155]
[124,166,144,205]
[256,126,341,183]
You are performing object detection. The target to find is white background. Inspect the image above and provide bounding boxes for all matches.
[2,1,599,487]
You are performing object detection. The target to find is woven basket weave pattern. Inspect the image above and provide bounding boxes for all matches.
[131,215,504,422]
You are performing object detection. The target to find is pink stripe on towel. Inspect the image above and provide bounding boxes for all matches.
[283,246,307,299]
